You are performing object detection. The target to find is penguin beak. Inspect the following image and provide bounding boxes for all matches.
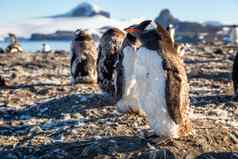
[124,27,140,33]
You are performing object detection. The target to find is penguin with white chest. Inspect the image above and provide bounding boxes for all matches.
[97,28,125,97]
[70,29,97,84]
[115,21,151,115]
[125,20,191,138]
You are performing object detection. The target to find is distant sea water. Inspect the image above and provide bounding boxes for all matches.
[0,41,71,52]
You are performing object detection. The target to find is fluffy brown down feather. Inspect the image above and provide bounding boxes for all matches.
[71,34,98,84]
[156,24,191,135]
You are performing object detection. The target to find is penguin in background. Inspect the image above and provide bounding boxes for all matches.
[70,29,97,84]
[124,20,191,138]
[97,28,125,96]
[232,51,238,96]
[115,21,151,115]
[5,33,23,53]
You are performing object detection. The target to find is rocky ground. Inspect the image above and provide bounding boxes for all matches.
[0,44,238,159]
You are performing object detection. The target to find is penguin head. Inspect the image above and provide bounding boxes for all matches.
[125,20,162,50]
[124,20,153,38]
[74,29,92,41]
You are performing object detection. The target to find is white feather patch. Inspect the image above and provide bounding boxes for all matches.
[116,46,143,114]
[135,47,179,137]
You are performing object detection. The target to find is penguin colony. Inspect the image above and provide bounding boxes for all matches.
[71,20,192,138]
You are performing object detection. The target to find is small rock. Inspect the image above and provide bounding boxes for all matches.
[79,95,88,102]
[229,133,238,144]
[19,114,32,120]
[71,113,82,119]
[63,113,71,120]
[39,107,48,114]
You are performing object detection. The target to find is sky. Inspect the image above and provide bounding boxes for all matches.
[0,0,238,25]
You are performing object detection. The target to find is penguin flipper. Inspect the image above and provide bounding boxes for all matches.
[96,45,103,83]
[70,48,77,77]
[165,70,183,124]
[114,51,124,101]
[232,52,238,94]
[163,57,189,125]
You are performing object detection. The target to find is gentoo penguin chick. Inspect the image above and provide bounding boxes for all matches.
[97,28,125,96]
[70,29,97,84]
[126,20,191,138]
[115,21,151,115]
[232,52,238,96]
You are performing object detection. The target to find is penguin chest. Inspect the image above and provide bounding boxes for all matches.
[116,46,141,114]
[122,46,138,96]
[136,48,166,106]
[136,47,178,137]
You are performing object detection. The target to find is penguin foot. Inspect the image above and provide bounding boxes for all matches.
[70,77,77,85]
[116,100,130,113]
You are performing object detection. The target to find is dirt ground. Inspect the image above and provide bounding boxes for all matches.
[0,44,237,159]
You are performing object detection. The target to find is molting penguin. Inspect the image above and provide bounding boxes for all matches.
[115,21,151,115]
[232,51,238,96]
[126,20,191,138]
[70,29,97,84]
[166,24,186,59]
[97,28,125,96]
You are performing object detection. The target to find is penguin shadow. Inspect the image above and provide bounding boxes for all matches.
[188,71,231,81]
[185,58,225,65]
[195,152,238,159]
[191,95,234,107]
[16,92,115,120]
[9,62,46,69]
[0,92,151,158]
[2,83,70,90]
[0,92,120,143]
[0,136,148,158]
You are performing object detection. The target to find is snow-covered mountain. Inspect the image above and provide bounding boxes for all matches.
[204,21,223,27]
[154,9,222,33]
[51,2,110,18]
[0,2,143,39]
